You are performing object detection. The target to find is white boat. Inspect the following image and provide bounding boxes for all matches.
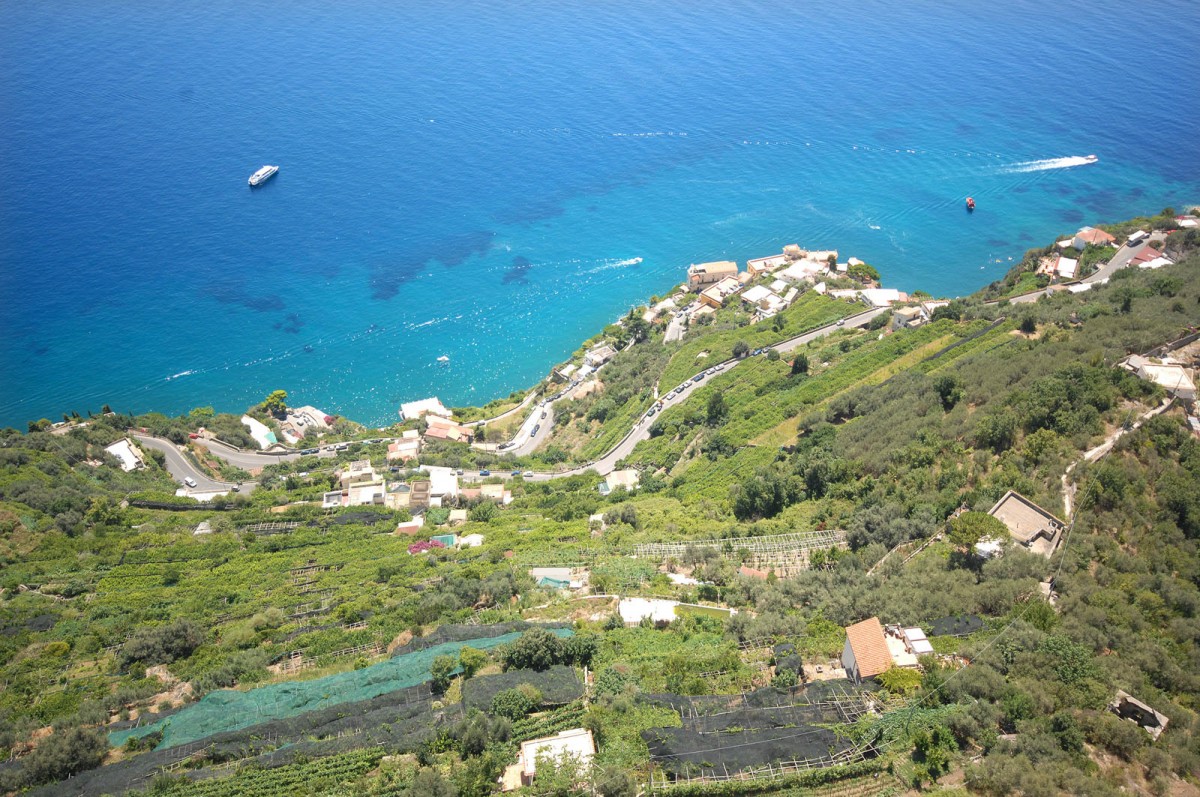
[248,165,279,187]
[437,355,450,363]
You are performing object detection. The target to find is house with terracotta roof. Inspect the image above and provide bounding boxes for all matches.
[387,430,422,462]
[1132,247,1174,270]
[842,617,892,684]
[1073,226,1116,249]
[424,415,473,443]
[738,565,770,581]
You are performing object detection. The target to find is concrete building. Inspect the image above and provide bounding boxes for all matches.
[858,288,908,307]
[891,306,925,330]
[698,276,742,308]
[399,397,452,421]
[1056,256,1079,279]
[387,430,422,462]
[599,469,640,495]
[419,466,460,507]
[385,482,413,510]
[987,491,1065,557]
[584,344,617,368]
[687,260,739,290]
[340,460,377,489]
[842,617,892,684]
[747,254,788,277]
[1110,691,1169,741]
[104,438,145,472]
[1122,355,1196,401]
[347,479,385,507]
[501,728,596,791]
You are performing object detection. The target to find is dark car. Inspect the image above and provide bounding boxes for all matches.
[301,448,319,455]
[532,424,541,435]
[479,469,491,476]
[511,470,522,477]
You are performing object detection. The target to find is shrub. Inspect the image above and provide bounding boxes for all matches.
[491,687,538,720]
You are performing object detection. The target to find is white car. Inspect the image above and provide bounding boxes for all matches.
[183,477,198,488]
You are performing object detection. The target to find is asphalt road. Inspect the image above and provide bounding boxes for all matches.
[198,305,887,482]
[1008,240,1145,305]
[134,435,250,494]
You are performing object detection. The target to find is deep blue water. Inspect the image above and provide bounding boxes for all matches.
[2,0,1198,428]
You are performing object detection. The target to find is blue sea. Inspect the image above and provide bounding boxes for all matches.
[2,0,1198,429]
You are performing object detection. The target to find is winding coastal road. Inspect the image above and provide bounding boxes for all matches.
[182,306,888,484]
[133,434,252,495]
[1008,239,1146,305]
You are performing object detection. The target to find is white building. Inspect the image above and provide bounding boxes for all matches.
[1056,256,1078,279]
[419,465,460,506]
[501,729,596,791]
[399,397,452,421]
[599,469,640,495]
[104,438,145,472]
[1124,355,1196,401]
[241,415,278,449]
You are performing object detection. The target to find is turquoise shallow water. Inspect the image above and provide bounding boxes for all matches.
[2,0,1198,427]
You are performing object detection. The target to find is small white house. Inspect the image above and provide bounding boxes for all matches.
[104,438,145,472]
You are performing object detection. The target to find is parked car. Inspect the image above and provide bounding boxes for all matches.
[455,469,464,475]
[541,410,547,418]
[532,424,541,435]
[498,442,511,450]
[511,470,522,477]
[302,448,319,455]
[188,433,199,439]
[523,471,535,478]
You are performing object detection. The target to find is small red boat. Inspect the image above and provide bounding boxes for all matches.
[966,196,976,211]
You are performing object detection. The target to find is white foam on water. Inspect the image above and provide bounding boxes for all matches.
[1000,155,1097,173]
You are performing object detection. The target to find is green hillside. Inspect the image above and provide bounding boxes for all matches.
[2,212,1199,795]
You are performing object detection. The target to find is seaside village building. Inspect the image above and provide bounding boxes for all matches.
[687,260,739,290]
[986,490,1066,558]
[387,430,422,462]
[698,276,743,308]
[841,617,933,684]
[399,396,452,421]
[104,438,145,472]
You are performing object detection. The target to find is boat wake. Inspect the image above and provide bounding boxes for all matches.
[1000,155,1098,173]
[582,256,643,275]
[165,370,195,381]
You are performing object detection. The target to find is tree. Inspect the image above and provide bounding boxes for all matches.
[410,767,456,797]
[732,340,750,359]
[932,374,963,410]
[625,314,650,343]
[503,627,563,671]
[766,348,780,361]
[261,389,288,418]
[948,511,1007,553]
[18,726,108,787]
[790,354,809,376]
[120,619,204,668]
[468,501,497,522]
[459,646,488,679]
[430,654,457,693]
[706,392,728,426]
[847,262,881,283]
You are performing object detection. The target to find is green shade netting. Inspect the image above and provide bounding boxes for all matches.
[110,627,572,750]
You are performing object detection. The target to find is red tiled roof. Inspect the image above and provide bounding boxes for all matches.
[845,617,892,678]
[738,565,769,580]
